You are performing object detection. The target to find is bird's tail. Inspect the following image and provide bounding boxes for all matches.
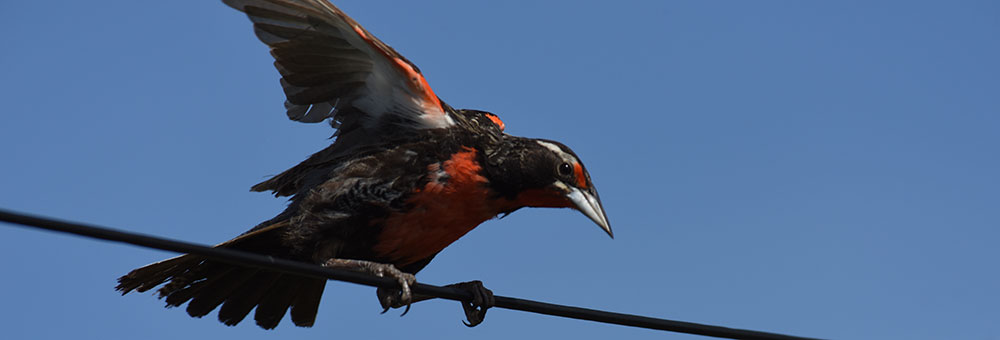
[115,221,326,329]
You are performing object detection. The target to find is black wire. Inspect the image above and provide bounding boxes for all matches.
[0,208,820,340]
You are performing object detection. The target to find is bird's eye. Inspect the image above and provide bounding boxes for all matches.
[558,162,573,177]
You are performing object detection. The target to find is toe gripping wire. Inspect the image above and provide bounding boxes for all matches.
[0,208,821,340]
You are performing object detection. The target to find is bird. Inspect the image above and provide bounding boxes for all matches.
[116,0,612,330]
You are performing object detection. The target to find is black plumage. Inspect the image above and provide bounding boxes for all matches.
[117,0,611,329]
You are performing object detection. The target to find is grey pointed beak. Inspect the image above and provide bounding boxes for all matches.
[565,186,613,238]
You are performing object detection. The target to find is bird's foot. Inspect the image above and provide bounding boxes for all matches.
[446,280,494,327]
[377,286,418,316]
[322,259,416,315]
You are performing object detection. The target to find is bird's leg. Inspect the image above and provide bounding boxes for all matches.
[450,280,494,327]
[324,257,493,326]
[378,280,494,327]
[322,259,416,315]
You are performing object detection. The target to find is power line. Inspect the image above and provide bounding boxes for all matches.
[0,208,820,340]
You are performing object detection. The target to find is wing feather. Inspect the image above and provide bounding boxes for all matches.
[223,0,452,131]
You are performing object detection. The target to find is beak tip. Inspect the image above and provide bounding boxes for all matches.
[599,220,614,239]
[564,185,613,240]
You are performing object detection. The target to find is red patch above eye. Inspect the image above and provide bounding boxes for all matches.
[573,162,587,188]
[484,113,505,131]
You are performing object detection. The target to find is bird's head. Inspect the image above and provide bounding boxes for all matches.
[490,138,612,238]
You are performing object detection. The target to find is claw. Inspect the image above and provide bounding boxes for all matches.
[324,259,416,317]
[322,259,495,324]
[447,280,493,327]
[374,276,415,316]
[392,272,415,316]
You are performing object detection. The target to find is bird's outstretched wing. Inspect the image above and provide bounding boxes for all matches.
[223,0,454,134]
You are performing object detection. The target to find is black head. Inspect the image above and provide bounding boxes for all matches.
[487,137,612,238]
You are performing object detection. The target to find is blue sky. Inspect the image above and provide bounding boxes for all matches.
[1,1,997,339]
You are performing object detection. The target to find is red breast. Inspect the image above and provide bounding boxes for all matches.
[373,147,500,266]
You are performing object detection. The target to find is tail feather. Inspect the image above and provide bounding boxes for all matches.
[164,276,209,308]
[290,278,327,327]
[218,271,282,326]
[116,221,326,328]
[186,267,255,317]
[116,254,202,294]
[159,260,222,298]
[254,275,303,329]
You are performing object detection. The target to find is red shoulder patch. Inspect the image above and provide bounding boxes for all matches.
[484,113,505,131]
[391,57,442,113]
[351,25,443,115]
